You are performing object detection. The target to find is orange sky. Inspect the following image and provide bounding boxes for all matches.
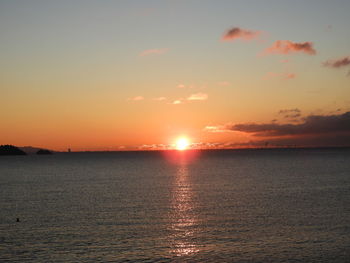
[1,1,350,150]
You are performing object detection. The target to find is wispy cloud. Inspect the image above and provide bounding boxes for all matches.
[279,108,301,116]
[263,72,296,80]
[220,112,350,136]
[283,73,296,79]
[278,108,301,121]
[187,93,208,101]
[138,143,169,150]
[323,56,350,76]
[170,93,208,105]
[222,27,261,41]
[140,48,169,56]
[172,100,183,105]
[153,97,166,101]
[203,125,228,133]
[203,111,350,147]
[177,84,206,89]
[127,96,144,101]
[323,56,350,68]
[264,40,316,55]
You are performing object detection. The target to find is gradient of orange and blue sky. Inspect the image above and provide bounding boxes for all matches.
[1,0,350,150]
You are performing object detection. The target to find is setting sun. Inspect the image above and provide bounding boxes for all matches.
[175,137,190,151]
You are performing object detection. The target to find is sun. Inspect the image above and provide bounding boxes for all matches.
[175,137,190,151]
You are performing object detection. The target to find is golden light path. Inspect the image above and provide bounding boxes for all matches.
[168,153,200,257]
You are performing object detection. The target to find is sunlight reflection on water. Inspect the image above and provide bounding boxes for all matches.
[169,159,200,257]
[2,150,350,262]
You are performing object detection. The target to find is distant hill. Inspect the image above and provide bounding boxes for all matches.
[0,145,26,156]
[19,146,54,154]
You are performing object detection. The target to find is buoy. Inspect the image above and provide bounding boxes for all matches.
[16,218,20,222]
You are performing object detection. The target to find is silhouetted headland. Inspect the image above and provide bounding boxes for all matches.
[0,145,26,156]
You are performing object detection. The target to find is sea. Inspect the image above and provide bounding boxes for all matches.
[0,148,349,262]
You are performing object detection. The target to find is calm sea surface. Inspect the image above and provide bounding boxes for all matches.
[1,149,350,262]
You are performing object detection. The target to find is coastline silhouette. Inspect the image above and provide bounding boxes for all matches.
[0,145,26,156]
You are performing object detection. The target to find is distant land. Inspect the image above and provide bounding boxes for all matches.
[0,145,26,155]
[1,144,350,156]
[19,146,55,155]
[0,145,55,155]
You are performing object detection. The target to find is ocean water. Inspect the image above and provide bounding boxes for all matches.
[0,149,350,262]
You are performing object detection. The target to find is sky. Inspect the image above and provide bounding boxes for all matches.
[1,0,350,151]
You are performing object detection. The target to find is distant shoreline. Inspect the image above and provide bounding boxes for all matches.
[43,146,350,154]
[1,145,349,156]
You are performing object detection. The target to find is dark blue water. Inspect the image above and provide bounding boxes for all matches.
[1,149,350,262]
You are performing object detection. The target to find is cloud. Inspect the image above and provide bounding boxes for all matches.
[203,125,228,133]
[172,100,183,105]
[204,112,350,147]
[222,27,261,41]
[248,133,350,148]
[177,84,205,89]
[138,143,171,150]
[278,108,301,121]
[219,134,350,148]
[127,96,144,101]
[279,108,301,116]
[140,48,169,56]
[153,97,166,101]
[187,93,208,101]
[263,72,296,80]
[265,40,316,55]
[284,73,296,79]
[323,56,350,68]
[170,93,208,105]
[227,111,350,137]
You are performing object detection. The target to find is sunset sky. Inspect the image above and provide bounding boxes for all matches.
[1,0,350,151]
